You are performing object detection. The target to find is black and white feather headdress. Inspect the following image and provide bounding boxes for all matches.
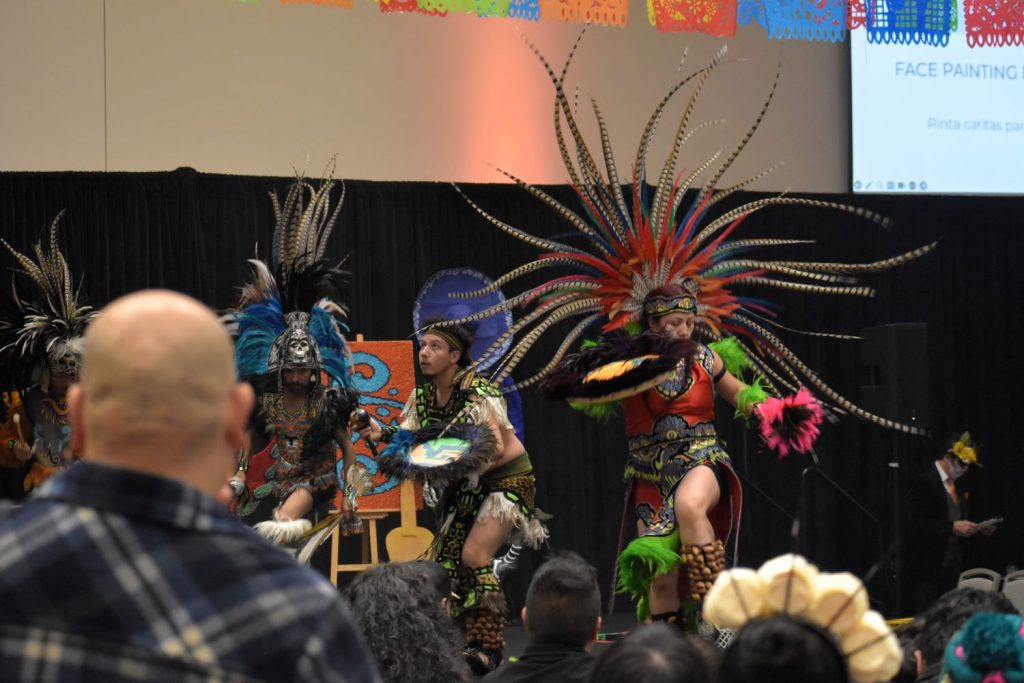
[0,211,98,390]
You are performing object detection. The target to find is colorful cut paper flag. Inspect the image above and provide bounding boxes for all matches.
[866,0,954,45]
[558,0,584,21]
[380,0,447,16]
[762,0,847,40]
[478,0,513,14]
[280,0,353,7]
[964,0,1024,45]
[848,0,868,28]
[738,0,769,27]
[585,0,630,25]
[549,0,630,24]
[651,0,738,35]
[420,0,511,15]
[510,0,543,18]
[537,0,564,18]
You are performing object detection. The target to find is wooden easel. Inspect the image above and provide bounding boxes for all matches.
[328,334,432,586]
[328,508,390,585]
[327,482,433,585]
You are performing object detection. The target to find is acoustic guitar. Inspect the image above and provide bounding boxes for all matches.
[384,480,433,562]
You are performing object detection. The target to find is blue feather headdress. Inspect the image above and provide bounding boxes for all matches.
[226,168,353,391]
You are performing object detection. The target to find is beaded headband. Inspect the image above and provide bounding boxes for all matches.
[643,292,698,319]
[423,327,467,356]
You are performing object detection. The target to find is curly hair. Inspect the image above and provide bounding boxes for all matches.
[344,561,470,683]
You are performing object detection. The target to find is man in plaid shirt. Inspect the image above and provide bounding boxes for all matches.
[0,290,379,683]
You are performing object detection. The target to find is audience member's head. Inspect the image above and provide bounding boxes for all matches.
[68,290,253,500]
[410,559,453,611]
[718,615,850,683]
[686,631,723,680]
[943,612,1024,683]
[893,618,925,683]
[345,561,470,683]
[523,551,602,650]
[590,623,710,683]
[915,586,1018,676]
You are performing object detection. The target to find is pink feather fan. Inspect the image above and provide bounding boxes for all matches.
[756,387,825,458]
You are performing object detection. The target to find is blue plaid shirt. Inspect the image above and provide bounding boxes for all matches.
[0,462,380,682]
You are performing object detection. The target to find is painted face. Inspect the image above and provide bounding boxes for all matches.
[947,456,969,480]
[648,312,696,340]
[282,367,315,393]
[418,333,459,379]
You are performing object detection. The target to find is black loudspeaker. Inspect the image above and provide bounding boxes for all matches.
[858,323,929,431]
[859,324,929,617]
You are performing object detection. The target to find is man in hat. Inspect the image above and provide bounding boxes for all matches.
[904,432,997,614]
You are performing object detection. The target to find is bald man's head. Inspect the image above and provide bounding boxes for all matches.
[69,291,253,493]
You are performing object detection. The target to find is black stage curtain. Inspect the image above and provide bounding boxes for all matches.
[3,168,1022,616]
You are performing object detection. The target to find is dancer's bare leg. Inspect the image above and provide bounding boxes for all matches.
[648,466,720,614]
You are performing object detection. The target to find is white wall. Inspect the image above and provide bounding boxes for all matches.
[0,0,850,190]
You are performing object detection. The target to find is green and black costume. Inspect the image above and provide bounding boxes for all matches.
[382,374,547,663]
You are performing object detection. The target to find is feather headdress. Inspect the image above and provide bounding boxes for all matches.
[440,33,934,434]
[227,165,353,389]
[0,211,98,390]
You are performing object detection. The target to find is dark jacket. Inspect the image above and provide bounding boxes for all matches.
[904,464,966,579]
[483,642,595,683]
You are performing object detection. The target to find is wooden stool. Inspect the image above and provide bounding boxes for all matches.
[329,509,390,586]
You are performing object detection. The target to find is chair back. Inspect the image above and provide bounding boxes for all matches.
[1002,569,1024,614]
[957,567,1002,591]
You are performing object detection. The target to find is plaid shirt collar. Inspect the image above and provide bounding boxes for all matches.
[36,461,246,537]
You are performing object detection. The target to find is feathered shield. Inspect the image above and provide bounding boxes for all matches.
[539,331,695,404]
[378,423,499,491]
